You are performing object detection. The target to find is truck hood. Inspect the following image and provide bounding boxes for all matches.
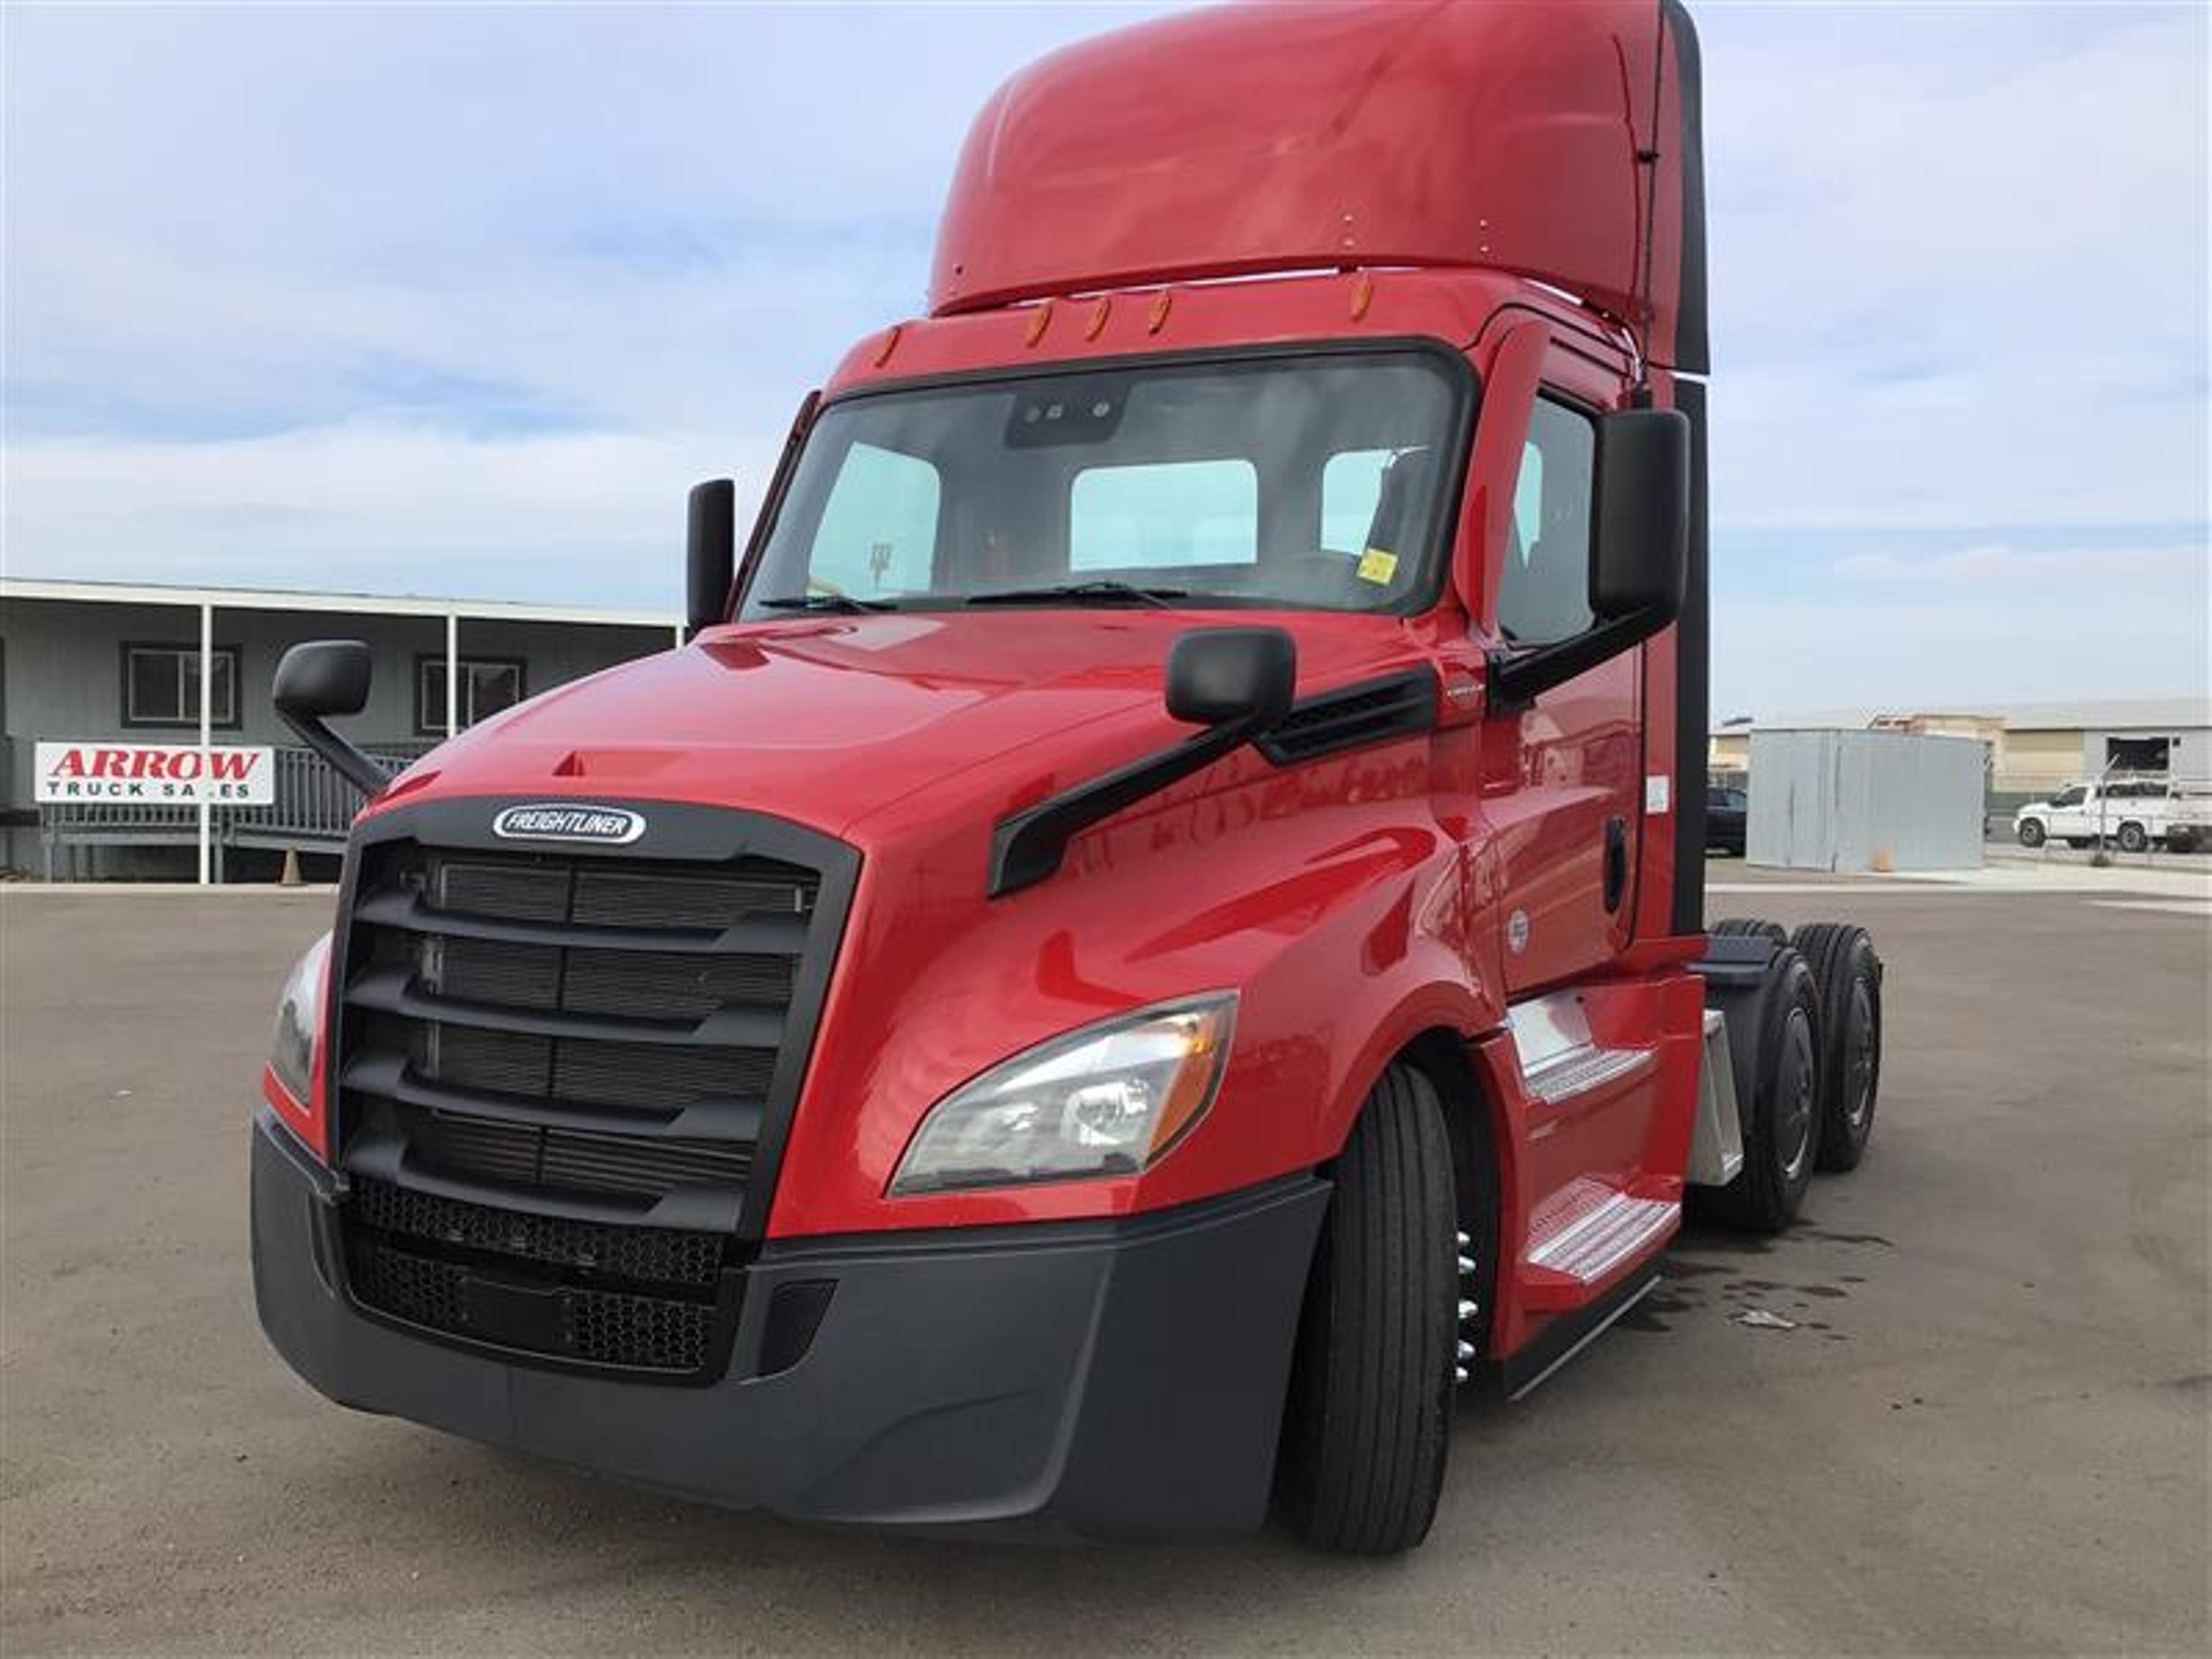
[377,610,1417,842]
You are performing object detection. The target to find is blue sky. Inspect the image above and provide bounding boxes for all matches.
[5,1,2206,716]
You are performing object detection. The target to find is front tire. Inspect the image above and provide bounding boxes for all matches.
[2118,821,2149,853]
[1283,1066,1458,1555]
[2017,819,2047,848]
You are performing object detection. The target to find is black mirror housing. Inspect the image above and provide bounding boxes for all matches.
[1488,407,1692,711]
[272,640,387,797]
[687,478,737,639]
[1590,407,1690,622]
[274,639,373,719]
[1166,626,1297,728]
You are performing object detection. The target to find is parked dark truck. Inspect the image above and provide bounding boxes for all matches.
[253,0,1885,1552]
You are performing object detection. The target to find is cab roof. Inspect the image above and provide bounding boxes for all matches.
[928,0,1707,374]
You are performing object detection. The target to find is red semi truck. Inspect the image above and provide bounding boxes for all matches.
[253,0,1884,1552]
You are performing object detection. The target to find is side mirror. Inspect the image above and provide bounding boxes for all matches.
[1590,407,1690,621]
[1489,407,1691,709]
[687,478,736,639]
[273,641,387,796]
[1166,626,1297,729]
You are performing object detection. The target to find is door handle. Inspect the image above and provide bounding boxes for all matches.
[1604,815,1629,913]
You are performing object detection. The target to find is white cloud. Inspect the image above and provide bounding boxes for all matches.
[1717,538,2209,716]
[1834,541,2206,587]
[3,423,777,607]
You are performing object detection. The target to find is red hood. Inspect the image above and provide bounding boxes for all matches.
[374,610,1422,844]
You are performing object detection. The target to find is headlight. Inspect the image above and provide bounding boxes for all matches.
[888,994,1236,1196]
[268,932,331,1105]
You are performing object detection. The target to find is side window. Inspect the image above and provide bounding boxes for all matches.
[1495,397,1596,645]
[1319,449,1396,554]
[1070,459,1257,570]
[810,442,940,597]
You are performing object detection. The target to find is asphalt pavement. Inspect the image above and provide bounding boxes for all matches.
[2,876,2205,1655]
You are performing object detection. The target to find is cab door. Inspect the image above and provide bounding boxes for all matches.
[1478,342,1644,995]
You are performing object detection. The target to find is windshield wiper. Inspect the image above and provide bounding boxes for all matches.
[756,592,900,614]
[965,580,1187,611]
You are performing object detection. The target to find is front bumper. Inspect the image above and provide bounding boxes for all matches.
[251,1109,1329,1539]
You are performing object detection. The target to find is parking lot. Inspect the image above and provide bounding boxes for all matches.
[2,874,2206,1656]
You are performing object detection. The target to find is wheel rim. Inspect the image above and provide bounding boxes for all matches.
[1841,979,1876,1130]
[1777,1007,1817,1182]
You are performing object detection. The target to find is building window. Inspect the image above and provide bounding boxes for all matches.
[417,656,526,736]
[2106,736,2171,774]
[1495,395,1597,646]
[122,643,241,729]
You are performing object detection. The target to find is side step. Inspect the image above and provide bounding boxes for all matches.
[1509,990,1658,1107]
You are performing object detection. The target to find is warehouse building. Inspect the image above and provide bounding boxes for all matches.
[1,578,678,881]
[1711,698,2211,810]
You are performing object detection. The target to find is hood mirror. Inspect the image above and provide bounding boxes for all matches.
[687,478,736,639]
[273,640,388,796]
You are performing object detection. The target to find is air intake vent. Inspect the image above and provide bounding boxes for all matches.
[1258,669,1435,766]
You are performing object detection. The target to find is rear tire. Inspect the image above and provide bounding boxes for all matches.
[1711,916,1789,945]
[1283,1066,1457,1555]
[1790,923,1883,1172]
[1694,948,1821,1233]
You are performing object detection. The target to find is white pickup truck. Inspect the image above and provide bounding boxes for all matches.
[2014,777,2212,853]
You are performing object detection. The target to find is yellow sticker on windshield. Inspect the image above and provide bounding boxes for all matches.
[1357,548,1399,585]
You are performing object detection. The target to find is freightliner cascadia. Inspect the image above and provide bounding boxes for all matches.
[254,0,1885,1552]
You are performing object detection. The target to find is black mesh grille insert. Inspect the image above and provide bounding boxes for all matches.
[351,1175,722,1284]
[421,1025,775,1113]
[430,935,794,1020]
[410,1110,752,1198]
[427,858,817,930]
[349,1237,717,1374]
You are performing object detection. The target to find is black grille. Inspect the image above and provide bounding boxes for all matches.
[408,1110,752,1198]
[340,844,811,1198]
[417,1024,777,1114]
[351,1175,722,1284]
[329,812,852,1381]
[1258,669,1436,765]
[349,1237,717,1375]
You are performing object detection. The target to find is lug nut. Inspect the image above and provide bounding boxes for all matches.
[1456,1230,1470,1248]
[1458,1298,1479,1322]
[1456,1339,1475,1363]
[1454,1365,1470,1384]
[1457,1254,1476,1276]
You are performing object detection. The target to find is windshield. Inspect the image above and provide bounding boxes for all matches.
[739,350,1465,619]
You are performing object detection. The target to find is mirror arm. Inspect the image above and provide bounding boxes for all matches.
[987,713,1268,897]
[274,705,389,798]
[1485,604,1673,714]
